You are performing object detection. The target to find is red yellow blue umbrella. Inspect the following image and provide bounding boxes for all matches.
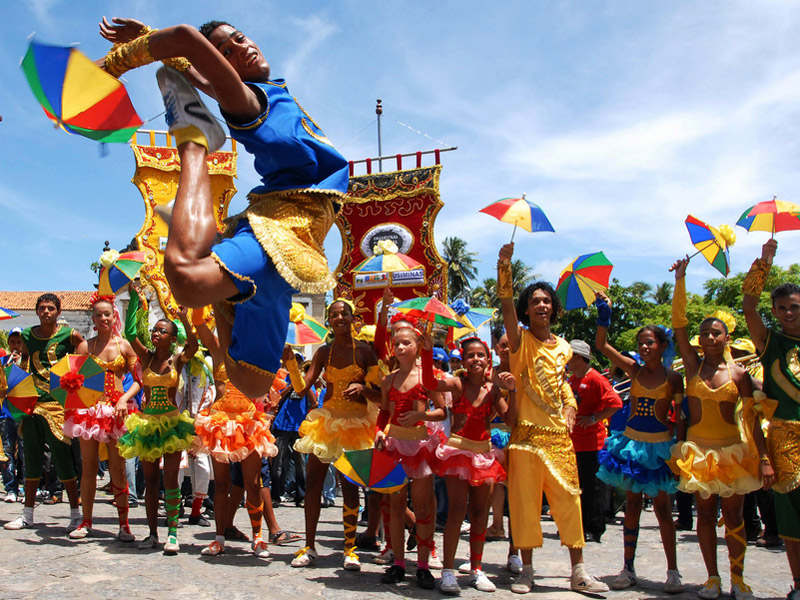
[684,215,734,277]
[21,41,143,143]
[391,296,467,329]
[334,448,408,493]
[3,364,38,422]
[98,251,146,295]
[0,307,20,321]
[286,303,328,346]
[480,195,555,242]
[50,354,105,409]
[556,252,614,310]
[736,197,800,238]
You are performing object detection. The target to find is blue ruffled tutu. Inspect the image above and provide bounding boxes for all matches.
[491,427,510,450]
[597,429,678,497]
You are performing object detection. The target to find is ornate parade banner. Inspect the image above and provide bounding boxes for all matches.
[130,132,237,319]
[334,165,449,325]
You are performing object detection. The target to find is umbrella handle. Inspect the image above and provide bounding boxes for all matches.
[510,223,518,244]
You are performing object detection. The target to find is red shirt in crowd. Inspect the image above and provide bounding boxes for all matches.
[569,368,622,452]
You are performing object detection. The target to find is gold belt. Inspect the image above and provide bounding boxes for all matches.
[623,427,672,443]
[387,423,427,440]
[447,434,491,454]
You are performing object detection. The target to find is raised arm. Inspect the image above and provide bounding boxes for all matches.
[594,291,639,378]
[175,308,199,371]
[123,286,151,360]
[742,240,776,354]
[498,243,521,352]
[671,257,700,376]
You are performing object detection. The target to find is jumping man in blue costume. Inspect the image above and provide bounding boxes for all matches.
[99,17,349,398]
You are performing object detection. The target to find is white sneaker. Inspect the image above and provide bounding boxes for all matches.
[571,568,609,593]
[511,570,534,594]
[163,535,180,554]
[343,547,361,571]
[731,579,754,600]
[458,560,471,574]
[118,526,136,543]
[507,554,523,574]
[664,569,684,594]
[611,566,636,590]
[68,521,92,539]
[252,540,270,559]
[439,569,461,595]
[429,547,443,570]
[291,546,318,567]
[4,514,31,530]
[138,534,159,549]
[470,569,496,592]
[156,67,225,153]
[697,576,721,600]
[4,491,17,503]
[374,546,394,565]
[67,516,83,533]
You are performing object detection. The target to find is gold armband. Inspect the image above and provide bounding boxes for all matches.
[163,57,192,72]
[671,277,688,329]
[497,260,513,299]
[104,31,156,78]
[742,258,771,298]
[284,357,306,394]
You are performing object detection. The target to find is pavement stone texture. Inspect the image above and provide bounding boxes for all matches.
[0,489,791,600]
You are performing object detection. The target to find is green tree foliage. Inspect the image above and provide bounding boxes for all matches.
[442,237,478,301]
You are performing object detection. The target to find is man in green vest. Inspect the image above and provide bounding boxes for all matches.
[4,293,84,531]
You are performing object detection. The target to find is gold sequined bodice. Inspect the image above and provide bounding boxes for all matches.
[686,362,741,443]
[323,342,365,412]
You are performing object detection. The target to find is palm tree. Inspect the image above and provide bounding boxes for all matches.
[650,282,674,305]
[510,259,536,297]
[442,237,478,300]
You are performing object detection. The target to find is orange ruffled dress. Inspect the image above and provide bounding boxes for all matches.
[192,383,277,463]
[294,351,377,464]
[669,363,761,499]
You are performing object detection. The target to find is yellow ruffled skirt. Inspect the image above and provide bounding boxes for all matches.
[294,405,377,464]
[669,439,761,499]
[117,411,195,462]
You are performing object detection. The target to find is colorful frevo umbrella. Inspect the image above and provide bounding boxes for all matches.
[447,300,496,344]
[21,41,143,143]
[334,448,408,493]
[736,196,800,238]
[391,296,467,329]
[352,240,423,284]
[0,307,20,321]
[684,215,733,277]
[286,303,328,346]
[556,251,614,310]
[98,251,146,295]
[480,194,555,242]
[49,354,105,409]
[3,364,38,422]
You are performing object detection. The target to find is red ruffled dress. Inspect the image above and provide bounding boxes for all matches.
[383,382,441,479]
[435,389,506,486]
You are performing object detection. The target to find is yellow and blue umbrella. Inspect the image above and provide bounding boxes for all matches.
[3,364,38,422]
[684,215,732,276]
[736,197,800,238]
[50,354,105,409]
[480,195,555,242]
[556,251,614,310]
[98,251,146,295]
[334,448,408,493]
[21,41,143,143]
[285,303,328,346]
[0,307,20,321]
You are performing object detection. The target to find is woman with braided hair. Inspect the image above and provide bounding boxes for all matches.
[66,292,140,542]
[120,285,197,554]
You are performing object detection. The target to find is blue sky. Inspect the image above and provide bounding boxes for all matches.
[2,1,800,296]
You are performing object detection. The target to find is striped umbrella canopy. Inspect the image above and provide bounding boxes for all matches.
[685,215,732,276]
[3,364,38,422]
[50,354,105,409]
[480,195,555,242]
[285,303,328,346]
[736,197,800,237]
[98,251,146,295]
[0,307,20,321]
[21,41,143,143]
[334,448,408,493]
[556,252,614,310]
[391,296,467,329]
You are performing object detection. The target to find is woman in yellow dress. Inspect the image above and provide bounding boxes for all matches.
[670,258,772,600]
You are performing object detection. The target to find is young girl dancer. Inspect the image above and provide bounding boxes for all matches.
[429,337,512,594]
[594,291,684,593]
[121,288,197,553]
[670,258,768,600]
[291,299,379,571]
[375,320,445,590]
[67,293,140,542]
